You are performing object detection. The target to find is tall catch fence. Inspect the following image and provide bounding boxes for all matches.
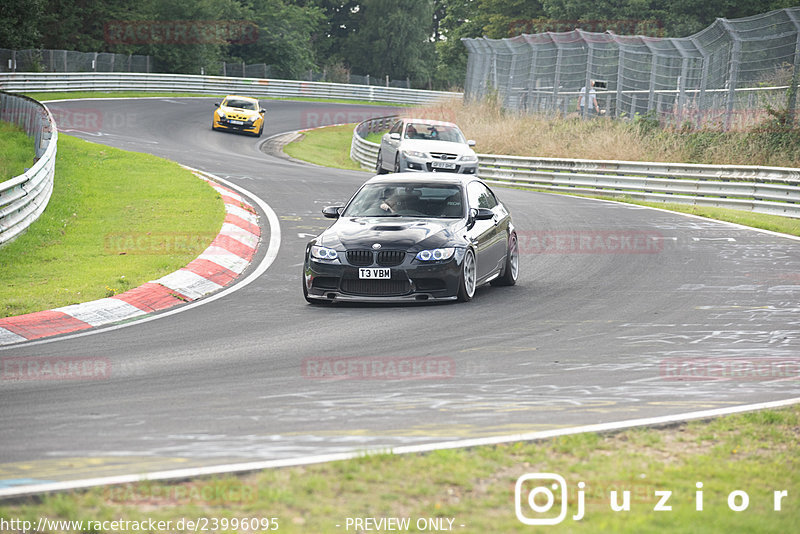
[462,7,800,130]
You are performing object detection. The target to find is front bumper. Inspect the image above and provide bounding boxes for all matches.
[213,116,261,133]
[304,250,465,303]
[399,155,478,174]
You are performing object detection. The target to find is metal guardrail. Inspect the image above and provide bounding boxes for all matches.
[351,116,800,218]
[0,92,57,245]
[0,72,462,106]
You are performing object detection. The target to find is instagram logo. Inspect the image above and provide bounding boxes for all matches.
[515,473,570,525]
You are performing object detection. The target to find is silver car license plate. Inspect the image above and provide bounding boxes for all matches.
[230,120,244,125]
[431,161,456,170]
[359,268,391,279]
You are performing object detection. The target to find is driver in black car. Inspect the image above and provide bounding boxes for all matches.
[380,187,420,214]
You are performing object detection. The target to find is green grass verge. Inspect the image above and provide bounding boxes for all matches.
[21,91,410,107]
[0,134,225,317]
[284,124,365,171]
[1,406,796,533]
[0,120,34,183]
[364,130,386,143]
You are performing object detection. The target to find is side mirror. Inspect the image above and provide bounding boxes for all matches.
[389,133,401,141]
[322,206,342,219]
[467,140,476,147]
[474,207,494,220]
[214,102,220,107]
[260,108,266,114]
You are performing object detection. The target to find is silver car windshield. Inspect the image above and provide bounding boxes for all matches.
[404,123,466,143]
[342,184,464,218]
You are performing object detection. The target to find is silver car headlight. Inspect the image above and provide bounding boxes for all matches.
[415,248,455,262]
[402,150,427,159]
[310,245,340,262]
[459,154,478,163]
[217,109,226,118]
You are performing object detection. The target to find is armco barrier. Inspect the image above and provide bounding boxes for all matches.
[0,92,57,245]
[351,116,800,218]
[0,72,461,106]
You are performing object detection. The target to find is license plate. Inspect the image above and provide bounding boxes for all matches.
[229,120,244,125]
[431,161,456,169]
[359,268,391,279]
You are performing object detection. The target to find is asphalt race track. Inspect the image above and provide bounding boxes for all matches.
[1,98,799,488]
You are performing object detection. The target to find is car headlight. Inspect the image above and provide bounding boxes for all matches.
[217,109,226,118]
[460,154,478,163]
[402,150,427,159]
[247,116,258,122]
[415,248,455,262]
[310,245,340,262]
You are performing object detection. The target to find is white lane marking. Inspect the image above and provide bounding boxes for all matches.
[0,170,281,351]
[1,396,797,499]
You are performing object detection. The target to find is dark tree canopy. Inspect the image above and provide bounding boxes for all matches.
[0,0,794,89]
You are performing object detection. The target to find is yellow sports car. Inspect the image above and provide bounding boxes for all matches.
[212,95,265,137]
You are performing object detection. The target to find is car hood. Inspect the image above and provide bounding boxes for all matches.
[320,217,464,250]
[400,139,475,156]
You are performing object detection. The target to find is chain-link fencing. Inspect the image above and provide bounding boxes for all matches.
[0,49,152,74]
[462,7,800,130]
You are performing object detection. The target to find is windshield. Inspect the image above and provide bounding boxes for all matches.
[224,99,257,110]
[404,123,466,144]
[342,183,464,218]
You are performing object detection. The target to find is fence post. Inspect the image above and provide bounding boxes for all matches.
[785,9,800,127]
[581,31,594,120]
[551,33,563,112]
[719,18,741,131]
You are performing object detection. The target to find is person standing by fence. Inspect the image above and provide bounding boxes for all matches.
[578,80,600,117]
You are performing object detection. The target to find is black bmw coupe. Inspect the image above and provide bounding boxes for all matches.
[303,173,518,303]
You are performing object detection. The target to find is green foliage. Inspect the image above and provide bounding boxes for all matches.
[343,0,435,82]
[3,0,799,90]
[0,120,34,182]
[0,0,44,49]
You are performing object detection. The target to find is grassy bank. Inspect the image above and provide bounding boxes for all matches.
[408,99,800,168]
[1,405,796,533]
[0,134,225,317]
[0,120,34,183]
[284,124,364,171]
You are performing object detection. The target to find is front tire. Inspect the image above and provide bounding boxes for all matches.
[376,150,388,174]
[457,249,477,302]
[491,232,519,286]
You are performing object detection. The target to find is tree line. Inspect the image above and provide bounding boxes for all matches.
[1,0,795,89]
